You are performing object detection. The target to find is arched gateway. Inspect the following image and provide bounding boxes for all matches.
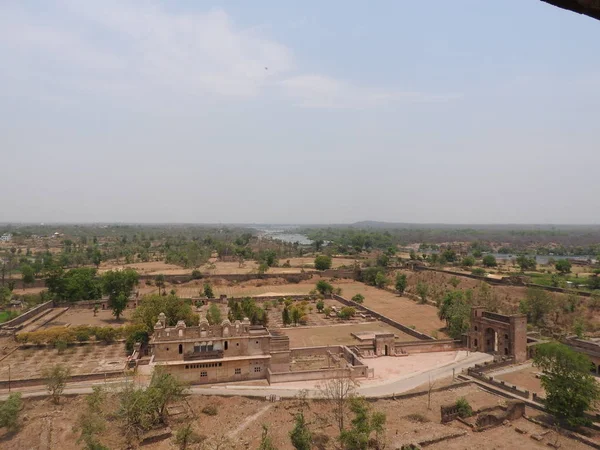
[468,307,527,363]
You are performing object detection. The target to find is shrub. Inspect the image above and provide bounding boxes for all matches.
[316,300,325,312]
[315,280,333,295]
[191,269,202,280]
[351,294,365,304]
[314,255,332,271]
[338,307,356,320]
[455,397,473,418]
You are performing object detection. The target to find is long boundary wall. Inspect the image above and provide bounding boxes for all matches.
[331,294,435,340]
[0,300,54,330]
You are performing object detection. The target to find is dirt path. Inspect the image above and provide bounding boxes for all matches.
[227,403,272,439]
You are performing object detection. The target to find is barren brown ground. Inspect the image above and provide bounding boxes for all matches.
[1,384,595,449]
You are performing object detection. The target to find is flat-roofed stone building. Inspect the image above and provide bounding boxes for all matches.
[149,313,291,384]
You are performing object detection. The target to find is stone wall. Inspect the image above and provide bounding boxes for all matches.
[331,294,435,340]
[467,369,530,398]
[395,339,463,355]
[0,300,54,330]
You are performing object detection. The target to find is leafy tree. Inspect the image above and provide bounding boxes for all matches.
[316,280,334,295]
[258,249,278,267]
[314,255,332,271]
[555,259,572,274]
[45,267,102,302]
[316,300,325,312]
[351,294,364,304]
[43,364,70,404]
[206,302,222,325]
[374,272,388,289]
[101,269,139,319]
[519,288,555,326]
[395,273,407,295]
[147,368,187,422]
[416,282,429,304]
[0,392,22,432]
[438,291,471,338]
[155,274,166,296]
[339,397,386,450]
[533,342,600,427]
[338,307,356,320]
[516,255,537,272]
[76,387,107,450]
[203,283,214,298]
[482,255,497,267]
[282,306,292,326]
[441,249,457,262]
[21,264,35,286]
[290,412,312,450]
[191,269,202,280]
[461,256,475,267]
[376,253,389,267]
[588,273,600,290]
[133,294,199,330]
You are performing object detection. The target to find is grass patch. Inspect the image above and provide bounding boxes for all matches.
[0,310,20,324]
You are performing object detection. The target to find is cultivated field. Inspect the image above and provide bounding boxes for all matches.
[0,343,127,382]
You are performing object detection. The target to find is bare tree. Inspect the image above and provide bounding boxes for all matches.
[317,369,357,432]
[427,376,436,410]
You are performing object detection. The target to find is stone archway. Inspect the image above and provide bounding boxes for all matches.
[485,327,498,353]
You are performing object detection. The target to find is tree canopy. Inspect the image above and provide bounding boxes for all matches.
[533,342,600,427]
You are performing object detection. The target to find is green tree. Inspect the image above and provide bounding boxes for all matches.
[516,255,537,272]
[339,397,386,450]
[45,267,102,302]
[374,272,388,289]
[438,291,471,339]
[21,264,35,286]
[314,255,333,271]
[316,280,334,295]
[0,392,22,432]
[416,282,429,304]
[132,294,199,330]
[282,306,292,326]
[147,368,187,423]
[395,273,407,295]
[441,249,457,262]
[206,302,222,325]
[155,274,166,296]
[351,293,364,304]
[555,259,572,274]
[338,306,356,320]
[519,288,555,326]
[42,364,70,404]
[316,300,325,312]
[534,342,600,427]
[203,283,214,298]
[102,269,139,319]
[482,254,497,267]
[290,412,312,450]
[461,256,475,267]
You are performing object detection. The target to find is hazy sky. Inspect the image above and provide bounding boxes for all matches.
[1,1,599,224]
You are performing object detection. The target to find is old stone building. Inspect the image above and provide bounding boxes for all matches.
[149,313,291,384]
[468,307,527,363]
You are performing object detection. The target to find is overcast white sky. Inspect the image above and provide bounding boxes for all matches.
[1,0,599,224]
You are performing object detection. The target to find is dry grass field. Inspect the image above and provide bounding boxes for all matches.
[283,322,415,348]
[0,343,127,382]
[1,384,594,449]
[41,308,133,329]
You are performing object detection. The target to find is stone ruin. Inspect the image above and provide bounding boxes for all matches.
[441,400,525,432]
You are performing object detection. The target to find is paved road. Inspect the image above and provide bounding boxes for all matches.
[0,352,493,401]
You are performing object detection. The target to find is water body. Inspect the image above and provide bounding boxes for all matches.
[256,228,313,245]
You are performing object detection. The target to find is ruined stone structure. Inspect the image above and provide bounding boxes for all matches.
[149,313,291,384]
[468,307,527,363]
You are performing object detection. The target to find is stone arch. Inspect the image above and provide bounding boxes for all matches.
[485,327,498,353]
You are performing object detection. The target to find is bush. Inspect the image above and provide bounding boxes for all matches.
[338,307,356,320]
[316,300,325,312]
[351,294,365,304]
[0,392,22,432]
[314,255,332,271]
[471,268,486,276]
[202,405,218,416]
[191,269,202,280]
[316,280,333,295]
[455,397,473,418]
